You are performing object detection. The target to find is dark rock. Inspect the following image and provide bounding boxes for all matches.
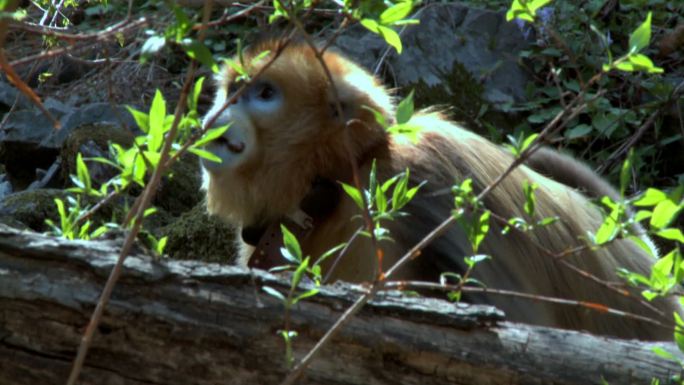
[0,103,136,189]
[335,3,531,128]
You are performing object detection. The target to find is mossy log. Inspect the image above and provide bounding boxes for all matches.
[0,225,680,385]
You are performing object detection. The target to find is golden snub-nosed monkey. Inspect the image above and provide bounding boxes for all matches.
[200,37,680,340]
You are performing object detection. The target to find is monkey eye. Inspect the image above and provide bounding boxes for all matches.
[255,83,276,101]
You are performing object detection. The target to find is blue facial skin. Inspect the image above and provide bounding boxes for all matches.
[200,80,282,173]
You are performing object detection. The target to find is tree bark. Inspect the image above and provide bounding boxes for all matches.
[0,224,681,385]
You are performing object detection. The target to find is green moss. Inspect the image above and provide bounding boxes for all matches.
[155,154,203,217]
[159,202,238,263]
[0,189,67,231]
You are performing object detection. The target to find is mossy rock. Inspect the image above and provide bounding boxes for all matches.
[159,202,238,263]
[60,123,135,184]
[155,154,203,217]
[0,189,67,231]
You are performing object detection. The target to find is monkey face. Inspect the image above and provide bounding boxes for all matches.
[200,40,394,226]
[200,79,285,174]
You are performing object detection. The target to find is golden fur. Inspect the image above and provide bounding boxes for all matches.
[202,39,680,340]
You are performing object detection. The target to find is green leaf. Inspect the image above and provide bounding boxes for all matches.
[674,312,684,354]
[652,346,678,361]
[225,58,247,77]
[143,207,157,217]
[360,18,380,34]
[629,12,652,53]
[250,50,272,66]
[315,243,346,267]
[520,133,539,153]
[628,53,664,74]
[506,1,530,22]
[132,154,147,185]
[156,236,168,254]
[341,182,364,210]
[440,272,463,285]
[465,254,489,268]
[170,6,192,42]
[594,215,618,245]
[189,147,222,163]
[279,247,298,264]
[380,1,413,25]
[634,188,667,206]
[564,124,592,140]
[181,38,220,73]
[262,286,286,302]
[391,19,420,26]
[189,76,205,112]
[619,149,633,198]
[471,210,490,253]
[362,105,388,128]
[391,171,408,211]
[293,288,319,305]
[148,90,167,153]
[281,224,303,262]
[75,153,92,194]
[656,228,684,244]
[396,89,415,124]
[627,235,657,258]
[291,256,309,289]
[387,123,422,143]
[194,124,230,148]
[54,198,66,229]
[377,25,402,54]
[651,250,674,285]
[650,199,680,229]
[375,183,387,213]
[615,61,636,72]
[523,181,538,217]
[126,106,149,133]
[268,0,288,23]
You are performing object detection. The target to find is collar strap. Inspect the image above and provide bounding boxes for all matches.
[246,176,341,270]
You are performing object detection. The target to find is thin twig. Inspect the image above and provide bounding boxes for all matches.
[384,281,672,332]
[10,17,147,67]
[65,2,215,383]
[596,109,660,174]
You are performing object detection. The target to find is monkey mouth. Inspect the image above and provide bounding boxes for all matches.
[215,136,245,154]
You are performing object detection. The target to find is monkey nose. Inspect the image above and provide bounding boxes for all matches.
[227,140,245,153]
[216,136,245,153]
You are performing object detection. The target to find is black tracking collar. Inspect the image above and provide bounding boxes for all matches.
[241,176,341,246]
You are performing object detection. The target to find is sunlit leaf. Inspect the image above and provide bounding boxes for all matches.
[181,38,220,73]
[634,188,667,206]
[341,182,364,210]
[148,90,166,152]
[629,11,652,53]
[281,224,302,262]
[396,89,415,124]
[262,286,286,302]
[650,199,680,229]
[194,124,230,148]
[189,147,222,163]
[378,25,402,54]
[380,1,413,25]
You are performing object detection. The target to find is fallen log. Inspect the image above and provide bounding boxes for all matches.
[0,224,680,385]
